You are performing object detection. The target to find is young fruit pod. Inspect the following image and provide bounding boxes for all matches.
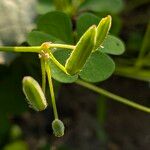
[65,25,96,75]
[22,76,48,111]
[94,15,112,51]
[52,119,65,137]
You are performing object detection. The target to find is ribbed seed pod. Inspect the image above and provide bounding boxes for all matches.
[22,76,47,111]
[52,119,65,137]
[65,25,96,75]
[94,15,112,51]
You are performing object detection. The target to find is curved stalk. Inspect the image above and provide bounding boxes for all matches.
[40,58,46,94]
[76,79,150,113]
[45,61,59,119]
[48,52,69,75]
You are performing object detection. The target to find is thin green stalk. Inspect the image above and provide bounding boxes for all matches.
[48,52,69,75]
[0,46,41,53]
[135,22,150,69]
[0,44,75,53]
[76,79,150,113]
[45,61,59,119]
[40,58,46,94]
[49,43,75,50]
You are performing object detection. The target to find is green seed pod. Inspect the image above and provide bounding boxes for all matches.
[94,15,112,51]
[65,25,96,75]
[22,76,47,111]
[52,119,65,137]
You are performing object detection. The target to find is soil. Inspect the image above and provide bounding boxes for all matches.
[18,75,150,150]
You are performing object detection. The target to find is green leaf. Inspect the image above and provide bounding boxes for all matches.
[80,0,124,14]
[98,35,125,55]
[36,0,54,15]
[65,25,96,75]
[27,31,61,46]
[79,51,115,82]
[77,13,100,39]
[49,50,78,83]
[37,11,73,44]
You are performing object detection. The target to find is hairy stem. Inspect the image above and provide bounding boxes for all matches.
[40,58,46,94]
[76,79,150,113]
[46,62,59,119]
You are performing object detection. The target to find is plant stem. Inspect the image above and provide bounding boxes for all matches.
[0,46,41,53]
[40,58,46,94]
[48,52,69,75]
[76,79,150,113]
[0,44,75,53]
[49,43,75,50]
[45,61,59,119]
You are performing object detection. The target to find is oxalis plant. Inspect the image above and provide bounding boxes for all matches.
[0,14,150,137]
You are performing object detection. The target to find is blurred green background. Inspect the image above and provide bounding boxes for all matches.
[0,0,149,150]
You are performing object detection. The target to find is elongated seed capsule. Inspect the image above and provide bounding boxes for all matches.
[52,119,65,137]
[22,76,48,111]
[65,25,96,75]
[94,15,112,51]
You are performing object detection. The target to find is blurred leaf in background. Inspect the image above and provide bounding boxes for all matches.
[3,140,29,150]
[36,0,54,15]
[80,0,124,14]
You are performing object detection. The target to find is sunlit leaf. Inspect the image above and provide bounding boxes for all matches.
[79,51,115,82]
[37,11,73,44]
[98,35,125,55]
[49,50,78,83]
